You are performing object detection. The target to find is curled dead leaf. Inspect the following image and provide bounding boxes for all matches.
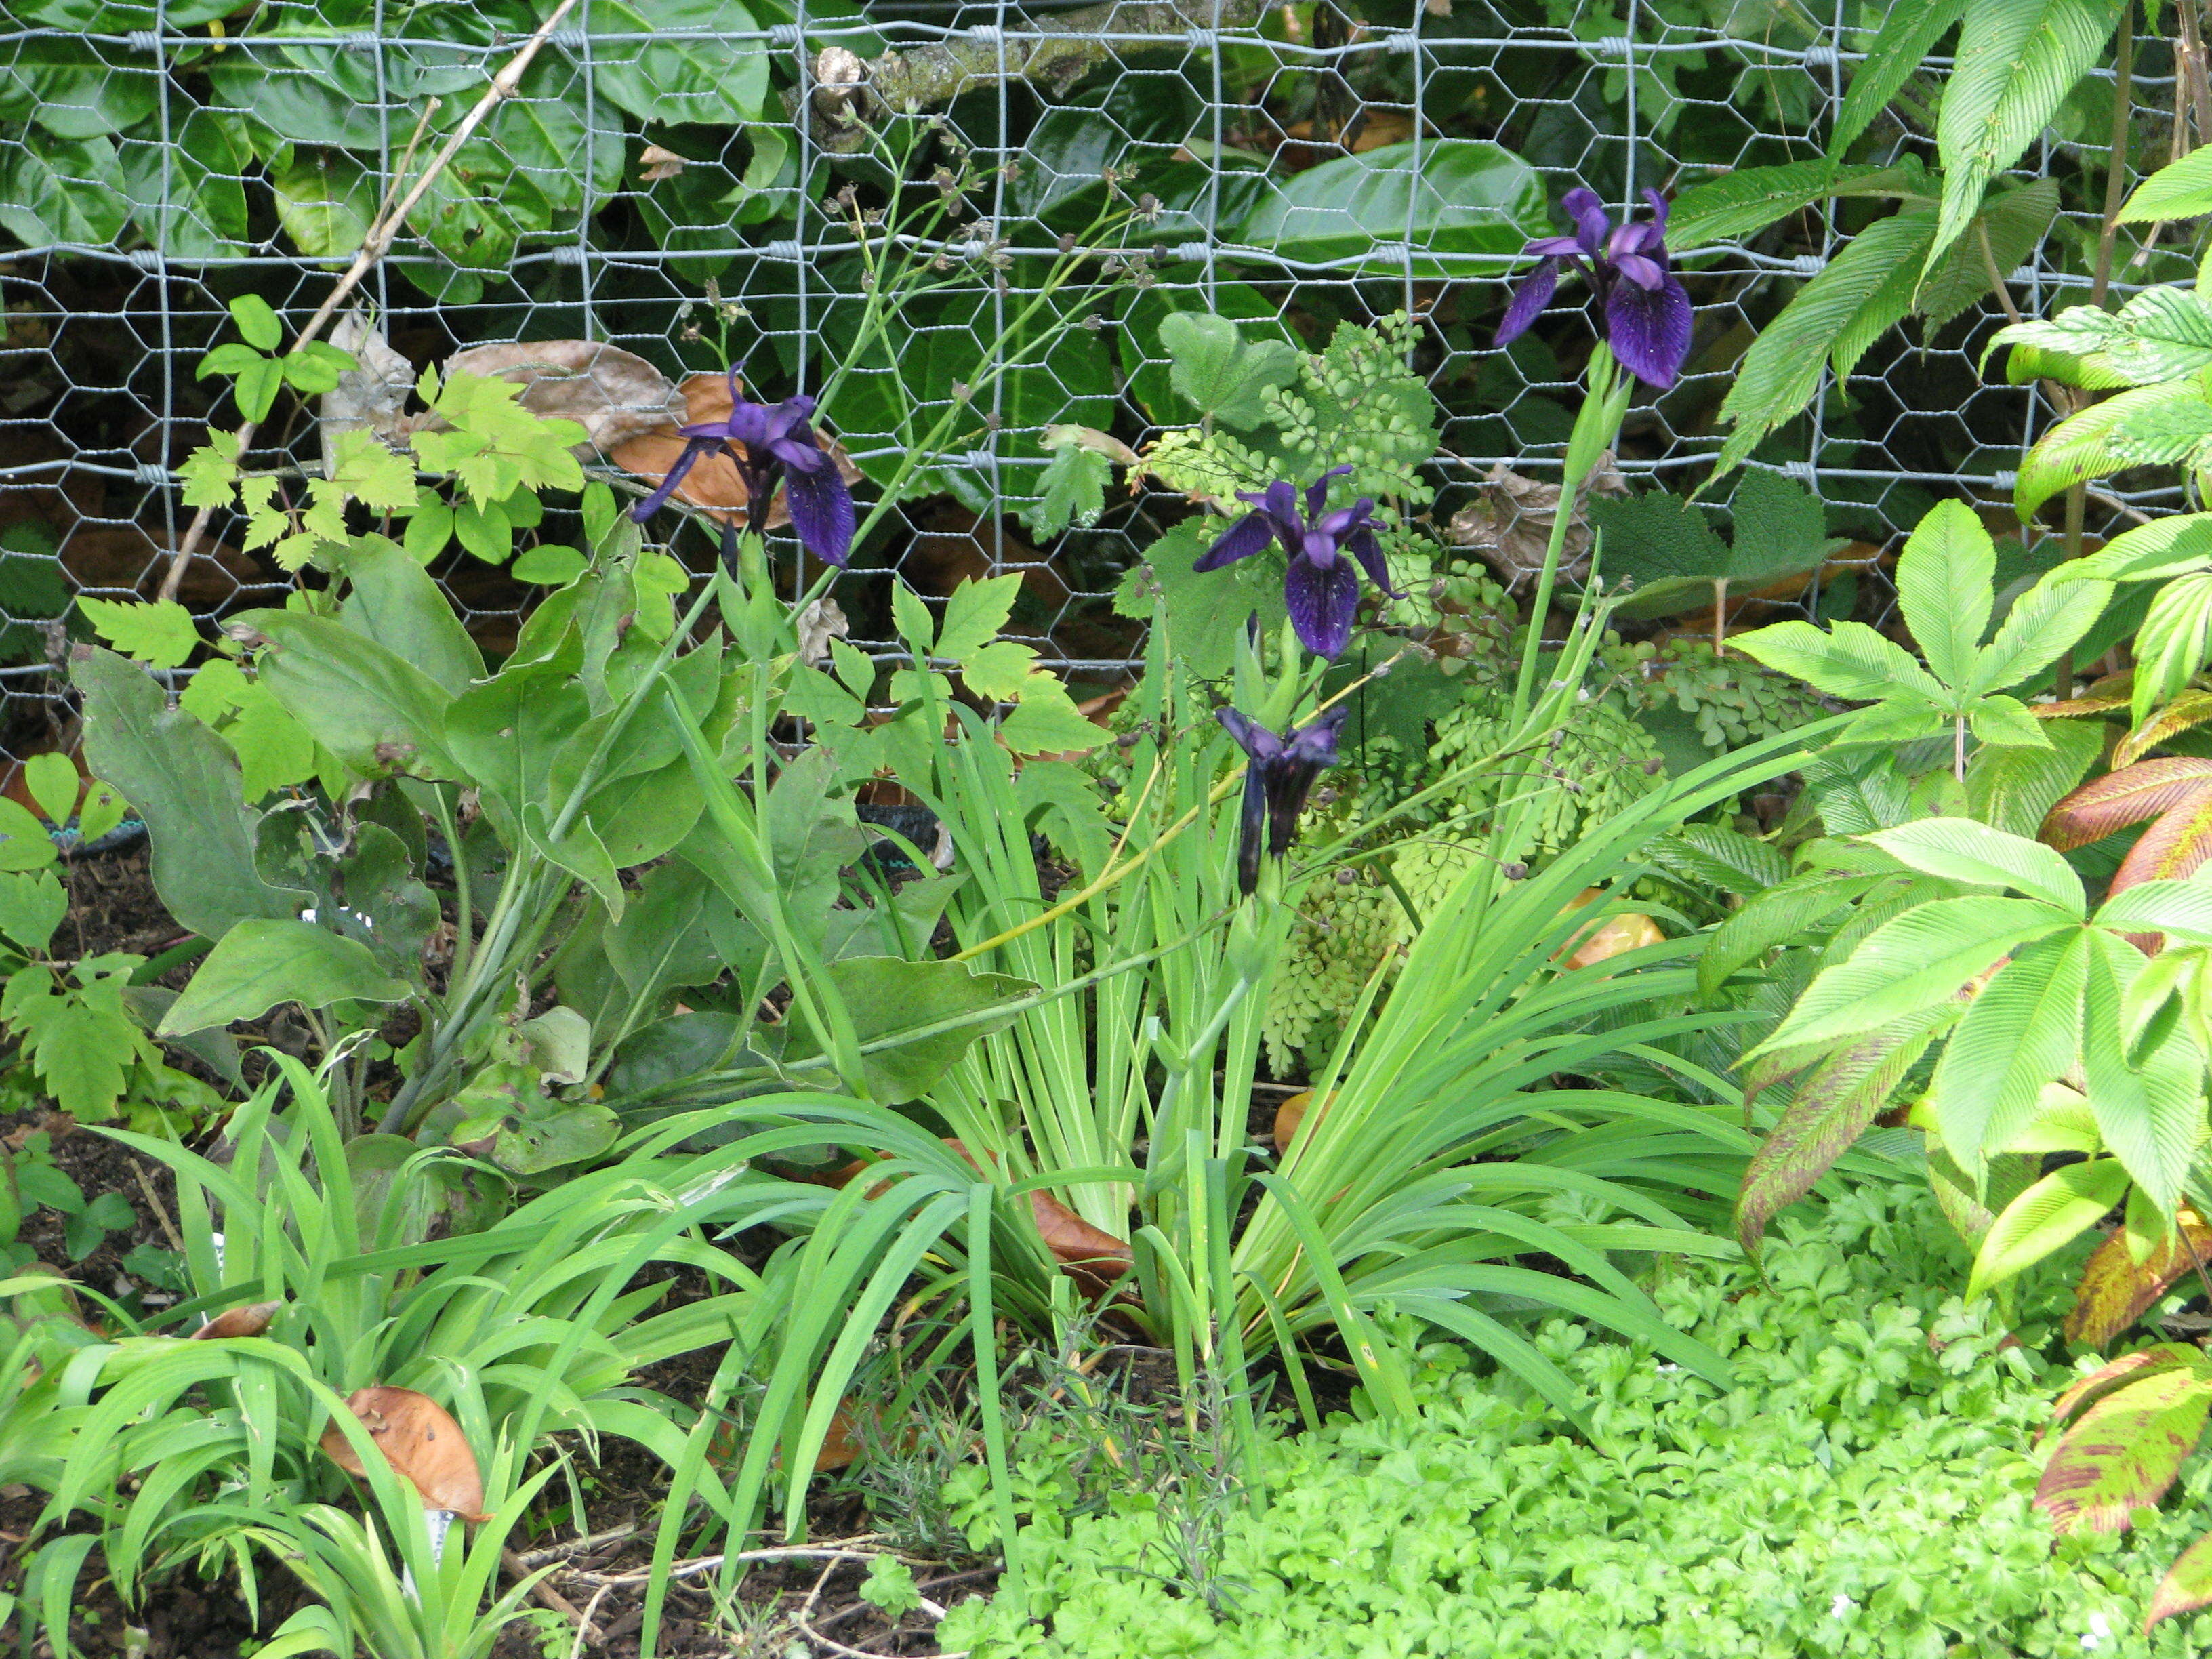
[319,1385,489,1522]
[321,309,417,459]
[638,144,687,182]
[1556,888,1664,970]
[1445,455,1629,594]
[191,1300,282,1340]
[1272,1090,1337,1154]
[441,341,687,455]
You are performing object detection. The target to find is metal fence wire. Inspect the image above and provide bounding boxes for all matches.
[0,0,2173,766]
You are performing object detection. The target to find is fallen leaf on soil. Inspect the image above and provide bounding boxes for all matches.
[190,1300,282,1340]
[319,1385,489,1521]
[442,340,688,455]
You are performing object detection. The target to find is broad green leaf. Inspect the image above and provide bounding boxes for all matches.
[1716,207,1937,474]
[116,108,249,263]
[781,957,1038,1105]
[1925,929,2087,1169]
[19,754,77,830]
[73,648,309,935]
[1893,500,1992,689]
[1917,180,2062,333]
[1965,1156,2131,1299]
[1864,817,2085,913]
[1023,444,1113,537]
[1233,140,1547,278]
[268,151,375,260]
[1735,1005,1955,1258]
[2036,1365,2212,1532]
[242,609,460,780]
[159,918,409,1033]
[2083,930,2207,1213]
[2119,145,2212,223]
[1158,312,1302,430]
[579,0,769,127]
[0,135,128,247]
[1729,618,1944,703]
[0,869,66,954]
[335,537,484,697]
[1755,895,2074,1054]
[1968,693,2053,750]
[1932,0,2125,271]
[1830,0,1967,156]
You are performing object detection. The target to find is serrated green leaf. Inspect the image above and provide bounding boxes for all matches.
[2083,930,2207,1213]
[1830,0,1967,157]
[0,798,56,873]
[1755,895,2074,1054]
[1932,0,2125,272]
[75,596,198,670]
[1973,571,2114,693]
[2131,570,2212,725]
[1729,617,1944,702]
[1966,1156,2131,1299]
[1668,159,1933,246]
[2018,382,2212,521]
[2063,512,2212,585]
[1895,500,1992,689]
[2118,144,2212,223]
[1918,180,2062,333]
[1716,208,1938,475]
[1925,928,2087,1168]
[1865,817,2085,912]
[1967,718,2104,834]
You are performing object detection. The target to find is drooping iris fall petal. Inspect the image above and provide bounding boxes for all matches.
[1493,185,1693,389]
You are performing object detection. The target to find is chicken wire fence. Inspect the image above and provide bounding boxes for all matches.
[0,0,2172,769]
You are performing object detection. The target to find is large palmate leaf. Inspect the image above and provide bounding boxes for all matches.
[1990,287,2212,390]
[1932,0,2126,270]
[2082,931,2207,1214]
[2036,1357,2212,1533]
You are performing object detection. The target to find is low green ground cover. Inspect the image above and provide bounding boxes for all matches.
[942,1186,2212,1659]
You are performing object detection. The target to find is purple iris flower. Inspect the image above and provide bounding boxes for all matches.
[1193,466,1404,661]
[1495,186,1693,390]
[630,366,856,568]
[1217,703,1349,897]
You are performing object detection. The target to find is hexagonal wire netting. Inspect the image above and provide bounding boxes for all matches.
[0,0,2179,773]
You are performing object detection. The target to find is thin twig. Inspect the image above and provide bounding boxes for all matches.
[1973,220,2026,327]
[514,1523,639,1568]
[561,1540,901,1589]
[569,1584,615,1659]
[130,1160,185,1255]
[155,0,581,604]
[501,1548,595,1640]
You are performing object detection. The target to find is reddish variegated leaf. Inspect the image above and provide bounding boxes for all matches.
[2110,797,2212,925]
[2035,1368,2212,1534]
[2047,1345,2199,1438]
[2066,1222,2212,1348]
[2115,689,2212,768]
[1736,1006,1954,1258]
[2042,759,2212,851]
[2147,1528,2212,1631]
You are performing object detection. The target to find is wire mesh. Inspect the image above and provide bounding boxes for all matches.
[0,0,2175,766]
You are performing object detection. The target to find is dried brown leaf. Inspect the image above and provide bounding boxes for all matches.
[191,1300,281,1340]
[319,1385,489,1521]
[441,341,686,455]
[638,144,687,182]
[607,371,863,531]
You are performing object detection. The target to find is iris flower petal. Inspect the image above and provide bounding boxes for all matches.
[782,455,856,567]
[630,435,716,523]
[1496,259,1564,347]
[1194,509,1278,572]
[1284,552,1361,661]
[1604,272,1695,390]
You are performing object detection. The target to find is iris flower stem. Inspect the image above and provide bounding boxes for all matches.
[1509,344,1630,719]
